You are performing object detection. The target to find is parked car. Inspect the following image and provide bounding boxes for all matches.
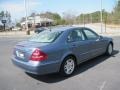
[12,27,114,76]
[34,27,48,34]
[12,27,21,31]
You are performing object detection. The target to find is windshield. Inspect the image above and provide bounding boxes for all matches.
[29,31,63,43]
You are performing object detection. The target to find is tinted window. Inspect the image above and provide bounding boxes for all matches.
[29,31,62,43]
[84,29,98,40]
[68,29,85,42]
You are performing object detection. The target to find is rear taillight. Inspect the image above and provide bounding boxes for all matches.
[30,48,48,61]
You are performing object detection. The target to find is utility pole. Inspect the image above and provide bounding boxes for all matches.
[100,0,103,33]
[24,0,30,35]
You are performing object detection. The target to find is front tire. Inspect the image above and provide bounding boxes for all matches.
[60,56,76,77]
[106,43,113,56]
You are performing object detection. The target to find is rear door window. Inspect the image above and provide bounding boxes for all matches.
[68,29,85,42]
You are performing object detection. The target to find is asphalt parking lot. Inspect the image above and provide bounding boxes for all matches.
[0,36,120,90]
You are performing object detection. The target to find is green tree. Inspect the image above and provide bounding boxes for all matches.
[62,12,76,25]
[112,0,120,24]
[0,11,5,17]
[16,23,21,27]
[40,12,62,25]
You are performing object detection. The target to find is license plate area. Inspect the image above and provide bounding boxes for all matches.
[16,50,25,59]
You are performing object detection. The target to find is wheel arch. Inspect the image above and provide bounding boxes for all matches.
[59,53,78,75]
[61,53,78,66]
[109,41,113,47]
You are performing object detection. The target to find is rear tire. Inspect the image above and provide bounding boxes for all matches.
[105,43,113,56]
[60,56,76,77]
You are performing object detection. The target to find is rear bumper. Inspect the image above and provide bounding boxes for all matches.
[11,57,61,75]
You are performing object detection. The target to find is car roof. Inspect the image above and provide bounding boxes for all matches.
[49,26,84,32]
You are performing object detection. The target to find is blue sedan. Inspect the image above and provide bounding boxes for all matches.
[12,27,113,76]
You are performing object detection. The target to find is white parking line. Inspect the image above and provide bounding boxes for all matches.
[99,81,107,90]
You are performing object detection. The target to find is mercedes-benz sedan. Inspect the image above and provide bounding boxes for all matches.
[12,27,113,76]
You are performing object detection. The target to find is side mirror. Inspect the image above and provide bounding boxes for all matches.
[99,35,103,39]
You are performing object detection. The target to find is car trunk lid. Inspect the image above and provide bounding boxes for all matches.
[14,41,50,62]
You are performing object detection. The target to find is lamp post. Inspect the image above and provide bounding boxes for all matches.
[100,0,103,33]
[24,0,30,35]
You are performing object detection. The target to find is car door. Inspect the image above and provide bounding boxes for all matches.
[67,28,93,64]
[83,28,106,57]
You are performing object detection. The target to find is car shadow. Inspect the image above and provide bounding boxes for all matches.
[26,50,119,83]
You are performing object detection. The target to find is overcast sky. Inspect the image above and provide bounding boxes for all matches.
[0,0,116,22]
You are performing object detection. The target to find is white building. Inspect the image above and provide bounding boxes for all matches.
[21,15,54,29]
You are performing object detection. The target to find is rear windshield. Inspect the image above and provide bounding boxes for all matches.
[29,31,63,43]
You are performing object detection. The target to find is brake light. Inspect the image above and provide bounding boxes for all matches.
[30,48,48,61]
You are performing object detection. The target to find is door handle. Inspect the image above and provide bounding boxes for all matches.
[71,44,76,47]
[96,39,100,42]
